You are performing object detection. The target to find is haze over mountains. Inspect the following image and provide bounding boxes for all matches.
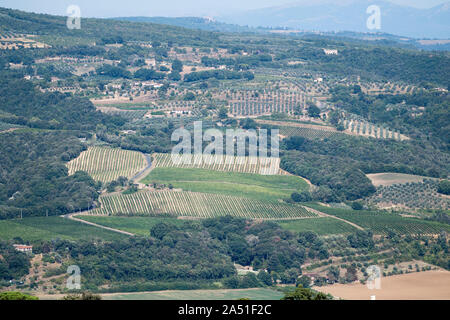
[217,0,450,39]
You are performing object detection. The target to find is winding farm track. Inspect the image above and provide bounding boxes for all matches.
[62,213,135,236]
[305,207,365,231]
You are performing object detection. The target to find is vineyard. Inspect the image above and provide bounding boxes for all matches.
[228,88,319,117]
[305,204,450,235]
[255,119,342,140]
[101,109,148,120]
[89,190,319,220]
[67,147,147,183]
[279,127,339,139]
[152,153,282,175]
[278,217,359,235]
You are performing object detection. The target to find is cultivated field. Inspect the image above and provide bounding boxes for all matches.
[0,217,125,241]
[37,288,284,300]
[315,270,450,300]
[341,119,408,141]
[142,167,309,201]
[67,146,147,183]
[279,126,339,139]
[278,217,359,235]
[153,153,282,175]
[368,179,449,211]
[90,190,318,220]
[367,173,436,187]
[305,204,450,235]
[104,288,284,300]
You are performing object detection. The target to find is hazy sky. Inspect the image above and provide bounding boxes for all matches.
[0,0,447,17]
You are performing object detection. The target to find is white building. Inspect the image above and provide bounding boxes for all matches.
[13,244,33,254]
[323,49,338,55]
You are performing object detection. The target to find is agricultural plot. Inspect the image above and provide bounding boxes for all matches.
[0,217,125,241]
[359,81,416,95]
[152,153,282,175]
[103,288,284,300]
[341,119,409,141]
[304,204,450,235]
[142,167,309,201]
[90,190,318,220]
[279,127,340,139]
[67,147,147,183]
[256,119,342,140]
[368,180,449,211]
[102,109,148,120]
[367,173,437,187]
[228,89,311,117]
[278,217,359,235]
[78,216,186,236]
[0,33,50,49]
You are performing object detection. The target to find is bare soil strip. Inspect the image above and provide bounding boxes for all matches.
[315,270,450,300]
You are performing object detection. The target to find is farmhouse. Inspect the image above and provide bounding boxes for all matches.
[13,244,33,254]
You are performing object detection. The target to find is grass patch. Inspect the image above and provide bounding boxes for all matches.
[0,217,126,242]
[78,216,187,236]
[142,168,308,201]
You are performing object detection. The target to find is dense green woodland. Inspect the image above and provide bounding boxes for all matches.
[0,73,124,130]
[280,133,449,201]
[0,131,100,219]
[0,242,30,281]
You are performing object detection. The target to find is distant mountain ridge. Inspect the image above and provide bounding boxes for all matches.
[217,0,450,39]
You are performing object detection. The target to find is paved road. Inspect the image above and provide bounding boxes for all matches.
[131,153,152,182]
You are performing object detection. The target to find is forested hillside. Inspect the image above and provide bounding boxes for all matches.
[0,6,448,298]
[0,131,100,219]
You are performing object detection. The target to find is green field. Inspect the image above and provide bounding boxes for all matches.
[79,216,187,236]
[0,217,126,241]
[142,167,308,201]
[103,288,284,300]
[278,217,359,235]
[304,204,450,235]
